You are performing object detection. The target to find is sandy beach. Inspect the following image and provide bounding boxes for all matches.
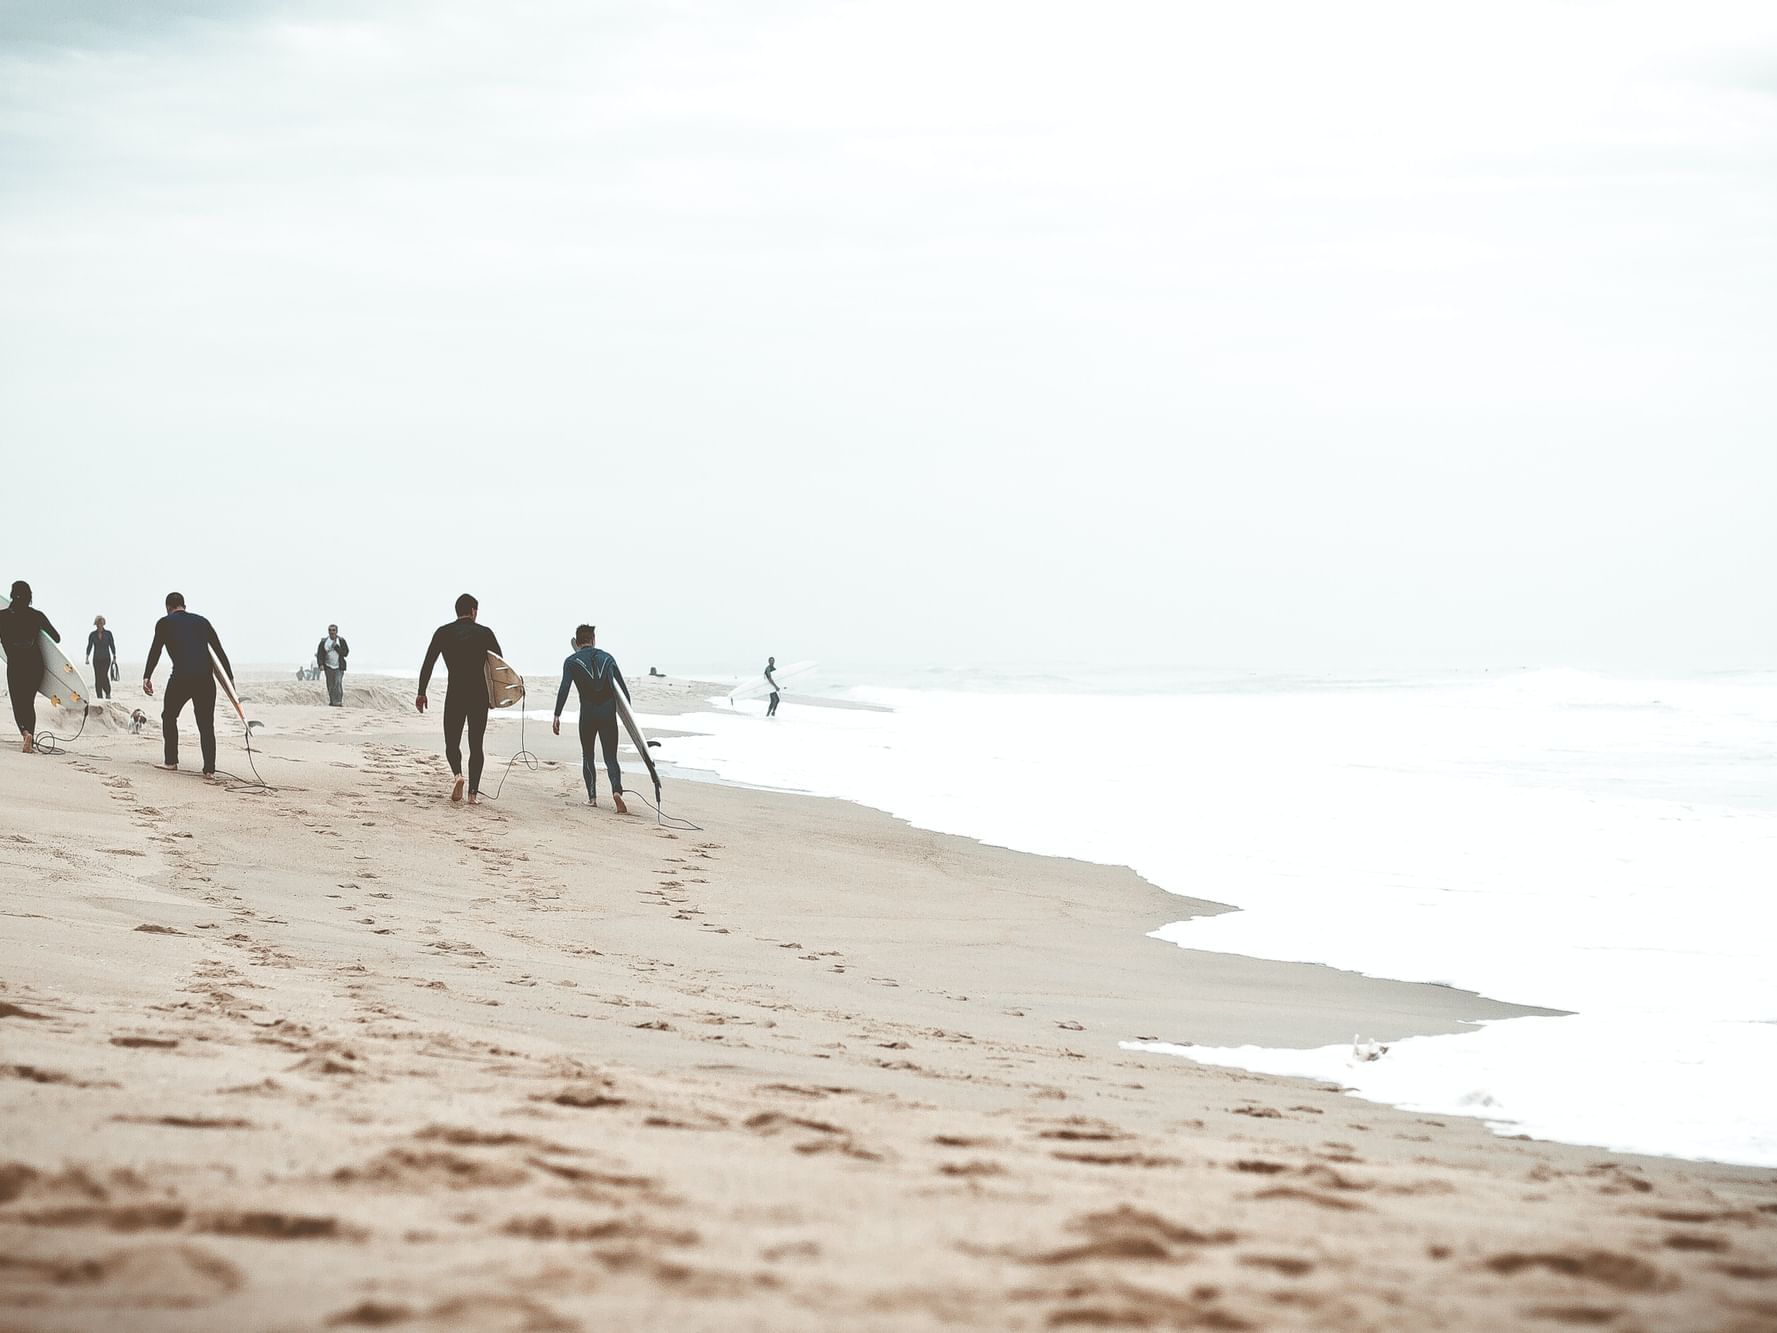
[3,674,1774,1331]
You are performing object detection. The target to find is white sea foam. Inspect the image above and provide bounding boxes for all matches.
[642,670,1777,1166]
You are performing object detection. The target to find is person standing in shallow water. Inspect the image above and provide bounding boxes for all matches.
[2,580,60,754]
[764,656,781,717]
[552,624,630,813]
[417,593,501,805]
[86,615,117,699]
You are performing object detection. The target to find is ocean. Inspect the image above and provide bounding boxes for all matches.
[637,665,1777,1168]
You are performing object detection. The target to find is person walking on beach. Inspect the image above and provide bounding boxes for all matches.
[417,593,501,805]
[764,656,781,717]
[86,615,118,699]
[316,623,349,706]
[2,581,60,754]
[142,591,235,777]
[552,624,630,813]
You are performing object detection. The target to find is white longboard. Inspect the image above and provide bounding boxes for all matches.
[0,592,92,711]
[485,652,525,708]
[728,659,814,704]
[612,686,662,802]
[210,644,246,725]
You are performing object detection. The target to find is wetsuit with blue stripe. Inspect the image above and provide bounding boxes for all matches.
[554,646,629,800]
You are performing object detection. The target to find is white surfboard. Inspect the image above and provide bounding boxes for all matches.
[612,686,662,803]
[210,644,246,725]
[0,592,91,710]
[485,652,525,708]
[728,659,815,704]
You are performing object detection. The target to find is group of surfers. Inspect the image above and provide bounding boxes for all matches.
[1,583,635,810]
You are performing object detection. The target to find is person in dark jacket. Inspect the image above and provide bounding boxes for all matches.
[552,624,630,813]
[316,624,349,706]
[2,580,59,753]
[142,591,235,776]
[86,615,118,699]
[417,593,502,804]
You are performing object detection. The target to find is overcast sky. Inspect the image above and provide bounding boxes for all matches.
[3,0,1773,676]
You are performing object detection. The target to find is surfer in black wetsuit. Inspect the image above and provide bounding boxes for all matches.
[552,624,630,813]
[2,580,59,753]
[417,593,501,805]
[86,616,117,700]
[142,592,234,776]
[764,656,781,717]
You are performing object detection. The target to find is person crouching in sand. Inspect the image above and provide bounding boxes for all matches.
[417,592,502,805]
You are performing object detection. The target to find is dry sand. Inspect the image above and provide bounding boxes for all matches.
[2,672,1774,1331]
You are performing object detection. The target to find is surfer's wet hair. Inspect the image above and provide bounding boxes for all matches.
[165,591,185,611]
[575,624,595,645]
[9,581,29,605]
[455,593,478,617]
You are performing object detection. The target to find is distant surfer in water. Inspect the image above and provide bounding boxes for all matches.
[552,624,630,813]
[2,580,60,753]
[142,591,235,777]
[417,593,501,805]
[764,656,781,717]
[86,616,117,699]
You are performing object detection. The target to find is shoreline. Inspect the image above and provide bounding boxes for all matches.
[2,674,1772,1327]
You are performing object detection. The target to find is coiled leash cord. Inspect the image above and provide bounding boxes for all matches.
[482,688,541,803]
[29,700,91,756]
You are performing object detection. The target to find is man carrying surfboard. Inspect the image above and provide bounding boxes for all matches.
[417,593,502,805]
[764,656,781,718]
[551,624,630,813]
[142,592,235,777]
[2,581,61,753]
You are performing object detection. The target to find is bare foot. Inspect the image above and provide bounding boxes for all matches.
[467,792,479,805]
[450,775,465,803]
[588,796,598,807]
[613,793,629,815]
[158,762,179,772]
[21,734,33,753]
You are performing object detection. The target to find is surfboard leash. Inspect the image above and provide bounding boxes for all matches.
[29,702,92,756]
[624,782,702,832]
[211,718,274,794]
[202,716,273,793]
[482,684,541,803]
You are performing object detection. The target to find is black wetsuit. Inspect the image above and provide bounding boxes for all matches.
[554,646,629,800]
[86,629,116,699]
[764,662,780,717]
[419,618,502,795]
[1,604,58,735]
[144,610,233,773]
